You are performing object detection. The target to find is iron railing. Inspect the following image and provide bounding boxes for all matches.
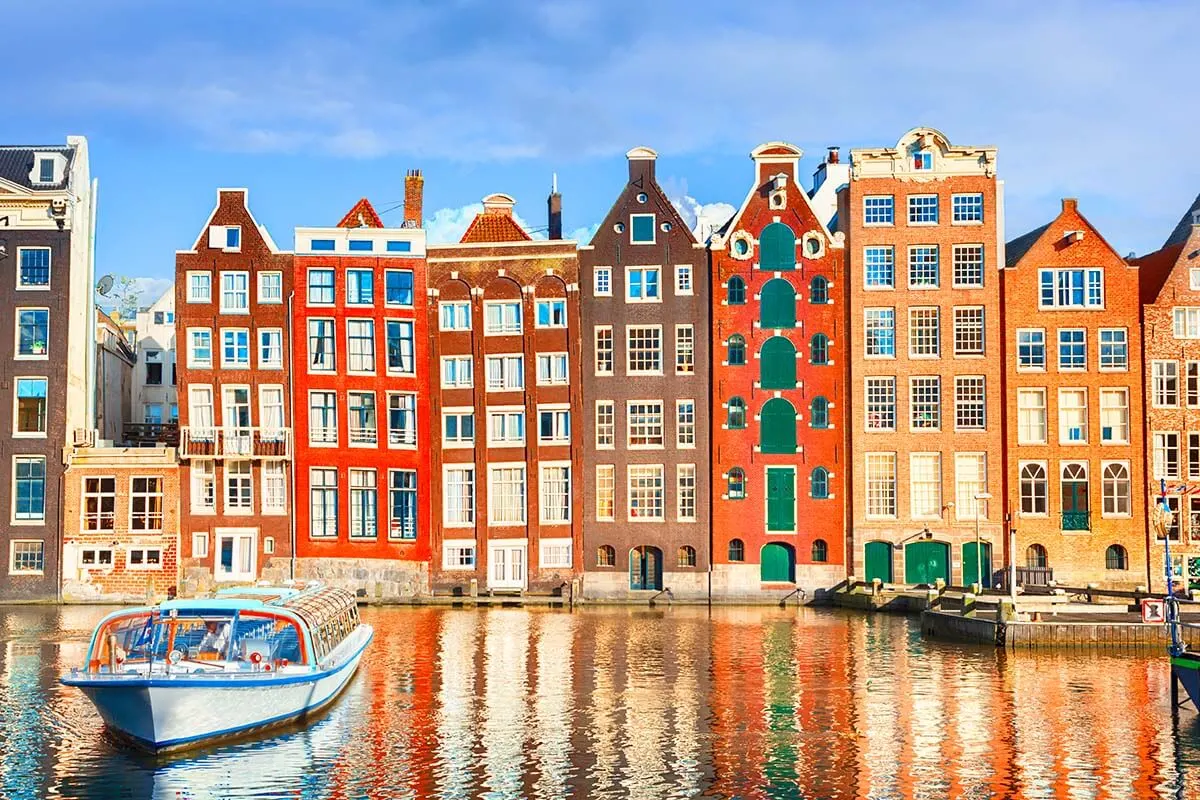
[179,427,292,460]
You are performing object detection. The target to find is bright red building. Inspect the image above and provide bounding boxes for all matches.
[709,143,847,598]
[290,175,432,596]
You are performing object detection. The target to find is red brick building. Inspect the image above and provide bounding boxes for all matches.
[841,128,1004,588]
[1003,199,1147,589]
[709,142,846,598]
[1135,194,1200,592]
[175,189,293,591]
[425,193,582,594]
[291,178,431,598]
[61,444,179,602]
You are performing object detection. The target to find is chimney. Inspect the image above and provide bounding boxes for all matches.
[1191,208,1200,226]
[1062,197,1078,213]
[548,173,563,240]
[827,146,840,165]
[403,169,423,228]
[626,146,658,182]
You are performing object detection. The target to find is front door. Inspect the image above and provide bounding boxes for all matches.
[766,467,796,532]
[488,542,526,590]
[864,541,894,583]
[215,529,257,582]
[904,541,950,585]
[962,542,993,588]
[629,546,663,591]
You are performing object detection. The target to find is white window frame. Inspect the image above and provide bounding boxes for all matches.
[257,271,283,304]
[219,328,250,369]
[625,324,663,375]
[538,463,571,526]
[627,464,665,522]
[536,352,569,386]
[218,271,250,314]
[675,264,694,296]
[487,406,526,448]
[534,298,568,329]
[187,270,212,303]
[483,300,522,336]
[593,266,613,297]
[594,325,615,376]
[188,328,213,369]
[192,531,209,558]
[15,247,51,291]
[625,265,662,303]
[442,538,477,570]
[1058,388,1089,445]
[677,464,697,522]
[595,400,615,449]
[126,547,164,571]
[539,536,573,567]
[537,404,571,446]
[485,354,524,392]
[676,399,696,448]
[487,462,527,526]
[442,467,475,528]
[442,407,475,449]
[441,355,474,389]
[258,328,283,370]
[439,300,472,331]
[595,464,616,522]
[627,400,665,449]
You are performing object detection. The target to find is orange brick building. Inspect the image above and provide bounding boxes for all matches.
[61,444,180,602]
[841,127,1005,587]
[709,142,846,598]
[1135,194,1200,592]
[1003,199,1148,589]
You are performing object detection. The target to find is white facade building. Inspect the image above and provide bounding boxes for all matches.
[132,287,177,425]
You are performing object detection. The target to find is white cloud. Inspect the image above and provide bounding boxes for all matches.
[664,181,737,243]
[95,276,173,313]
[424,203,484,244]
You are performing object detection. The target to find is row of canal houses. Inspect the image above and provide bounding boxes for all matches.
[5,128,1200,602]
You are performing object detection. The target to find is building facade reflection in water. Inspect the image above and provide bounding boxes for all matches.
[2,606,1200,799]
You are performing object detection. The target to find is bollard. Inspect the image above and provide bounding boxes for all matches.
[1086,582,1098,603]
[469,578,478,598]
[871,577,882,596]
[934,578,947,593]
[969,582,981,596]
[963,593,977,618]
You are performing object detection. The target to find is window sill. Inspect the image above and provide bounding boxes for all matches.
[950,220,984,227]
[10,520,46,527]
[8,570,45,577]
[15,286,51,292]
[12,433,48,439]
[14,355,49,361]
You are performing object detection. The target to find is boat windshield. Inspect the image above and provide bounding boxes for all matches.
[88,611,307,672]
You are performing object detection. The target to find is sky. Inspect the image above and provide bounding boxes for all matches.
[6,0,1199,306]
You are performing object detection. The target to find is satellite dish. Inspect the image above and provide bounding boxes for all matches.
[96,275,114,296]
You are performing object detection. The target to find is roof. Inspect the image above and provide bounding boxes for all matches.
[1164,192,1200,248]
[1134,240,1187,304]
[460,196,533,243]
[0,145,74,190]
[1004,223,1051,268]
[337,198,384,229]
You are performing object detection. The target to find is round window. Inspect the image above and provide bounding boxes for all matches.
[733,238,750,257]
[660,221,672,232]
[614,222,625,233]
[636,192,648,203]
[806,237,821,255]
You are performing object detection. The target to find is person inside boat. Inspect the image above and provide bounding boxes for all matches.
[198,620,230,659]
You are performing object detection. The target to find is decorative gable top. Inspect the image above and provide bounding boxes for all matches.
[337,198,384,229]
[460,193,532,243]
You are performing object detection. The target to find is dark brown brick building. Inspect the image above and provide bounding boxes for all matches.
[578,147,710,599]
[425,194,582,593]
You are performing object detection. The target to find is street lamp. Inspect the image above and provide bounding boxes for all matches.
[974,492,993,590]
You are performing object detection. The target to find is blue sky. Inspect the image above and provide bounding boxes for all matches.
[7,0,1199,303]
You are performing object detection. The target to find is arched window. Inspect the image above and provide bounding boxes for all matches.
[760,278,797,328]
[1105,545,1128,570]
[727,467,746,499]
[1020,462,1047,515]
[810,333,830,365]
[760,397,797,454]
[727,334,746,366]
[1102,462,1130,517]
[727,276,746,305]
[810,396,829,429]
[812,539,828,563]
[759,222,796,271]
[809,275,829,304]
[677,545,697,568]
[759,336,797,389]
[811,467,829,499]
[1026,543,1048,569]
[596,545,615,567]
[1060,462,1089,531]
[727,397,746,429]
[728,538,745,562]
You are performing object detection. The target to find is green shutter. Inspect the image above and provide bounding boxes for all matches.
[760,398,797,454]
[904,541,950,585]
[864,541,893,583]
[759,223,796,271]
[759,336,797,389]
[760,279,797,328]
[962,542,993,588]
[766,467,795,531]
[760,542,795,582]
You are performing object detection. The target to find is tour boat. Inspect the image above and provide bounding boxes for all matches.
[61,583,372,752]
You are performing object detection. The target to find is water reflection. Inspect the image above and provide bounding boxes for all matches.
[2,605,1200,799]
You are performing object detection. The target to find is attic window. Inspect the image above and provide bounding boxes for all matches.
[913,151,932,170]
[38,159,54,183]
[630,214,655,244]
[386,240,412,253]
[208,226,241,252]
[349,240,373,252]
[636,193,648,204]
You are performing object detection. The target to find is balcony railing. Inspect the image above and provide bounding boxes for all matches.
[1061,510,1090,531]
[349,426,378,446]
[1016,566,1054,587]
[123,422,180,448]
[388,427,417,447]
[179,427,292,460]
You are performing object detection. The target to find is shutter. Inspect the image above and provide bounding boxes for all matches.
[760,337,797,389]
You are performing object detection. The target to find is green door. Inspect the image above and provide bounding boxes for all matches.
[760,543,795,583]
[962,542,993,588]
[759,336,797,389]
[904,541,950,585]
[766,467,795,532]
[760,398,797,454]
[760,279,797,328]
[864,541,893,583]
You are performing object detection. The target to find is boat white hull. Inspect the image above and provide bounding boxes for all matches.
[65,625,372,752]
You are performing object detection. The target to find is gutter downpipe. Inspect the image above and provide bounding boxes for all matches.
[287,290,297,581]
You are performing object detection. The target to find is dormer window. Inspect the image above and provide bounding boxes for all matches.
[913,150,932,170]
[30,153,63,185]
[208,225,242,252]
[38,158,54,183]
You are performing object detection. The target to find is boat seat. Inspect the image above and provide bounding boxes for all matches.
[239,638,272,663]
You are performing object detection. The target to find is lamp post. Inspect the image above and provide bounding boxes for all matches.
[974,492,993,589]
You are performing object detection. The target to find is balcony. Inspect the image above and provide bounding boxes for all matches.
[1061,510,1090,531]
[179,427,292,460]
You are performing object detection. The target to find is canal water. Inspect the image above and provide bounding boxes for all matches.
[3,605,1200,800]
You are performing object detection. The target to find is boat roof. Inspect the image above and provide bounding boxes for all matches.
[158,586,306,613]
